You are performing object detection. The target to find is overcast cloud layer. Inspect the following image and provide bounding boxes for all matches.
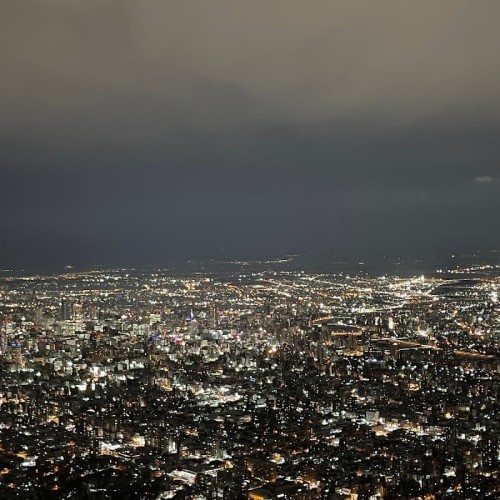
[1,1,499,269]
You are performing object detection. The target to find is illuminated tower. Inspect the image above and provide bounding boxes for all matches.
[60,299,72,321]
[189,310,198,338]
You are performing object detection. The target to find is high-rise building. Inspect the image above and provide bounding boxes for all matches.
[60,299,72,321]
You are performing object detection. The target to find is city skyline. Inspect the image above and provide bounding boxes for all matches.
[0,258,499,497]
[1,5,499,497]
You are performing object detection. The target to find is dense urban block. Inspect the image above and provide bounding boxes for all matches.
[0,258,499,499]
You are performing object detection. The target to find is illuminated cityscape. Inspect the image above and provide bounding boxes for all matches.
[2,1,500,498]
[0,255,498,498]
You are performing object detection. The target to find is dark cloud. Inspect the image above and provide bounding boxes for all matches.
[1,1,499,269]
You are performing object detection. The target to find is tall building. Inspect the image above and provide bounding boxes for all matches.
[60,299,72,321]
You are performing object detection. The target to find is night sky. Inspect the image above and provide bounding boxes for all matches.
[1,1,499,269]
